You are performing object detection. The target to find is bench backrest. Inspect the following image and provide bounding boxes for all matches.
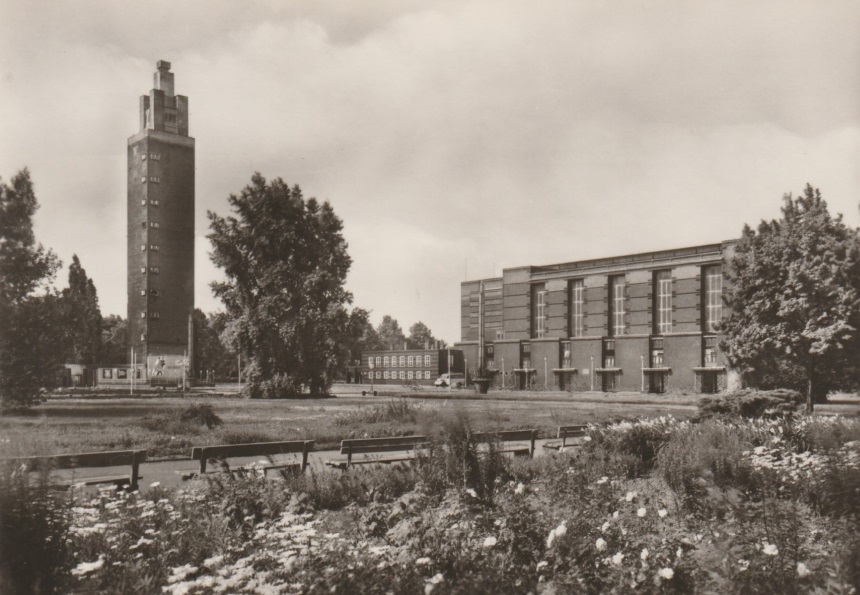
[191,440,314,473]
[339,435,428,456]
[558,425,587,439]
[473,429,537,458]
[6,449,147,470]
[3,450,147,491]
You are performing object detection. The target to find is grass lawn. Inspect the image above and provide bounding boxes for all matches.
[0,390,698,459]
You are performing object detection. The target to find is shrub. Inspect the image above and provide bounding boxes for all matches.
[697,389,802,420]
[0,463,70,594]
[584,416,685,477]
[657,420,754,509]
[179,403,223,429]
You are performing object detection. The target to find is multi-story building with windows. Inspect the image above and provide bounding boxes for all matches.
[360,349,465,385]
[127,61,195,373]
[455,241,738,393]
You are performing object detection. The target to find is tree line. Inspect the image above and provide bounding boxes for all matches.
[1,169,857,409]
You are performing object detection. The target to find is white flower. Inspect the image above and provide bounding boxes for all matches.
[637,507,647,517]
[546,523,567,548]
[625,491,638,502]
[762,543,778,556]
[640,548,649,561]
[612,552,624,566]
[596,538,607,551]
[465,489,478,498]
[425,573,444,595]
[596,476,609,485]
[601,521,610,532]
[658,508,668,518]
[203,555,224,568]
[676,547,683,558]
[514,482,525,495]
[536,561,548,571]
[583,435,592,441]
[658,567,674,580]
[483,536,497,548]
[797,562,811,578]
[71,557,105,576]
[149,481,161,488]
[612,511,620,519]
[416,557,432,566]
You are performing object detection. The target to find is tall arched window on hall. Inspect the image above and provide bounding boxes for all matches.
[608,276,626,336]
[704,266,722,332]
[655,270,672,334]
[569,279,584,337]
[532,283,547,338]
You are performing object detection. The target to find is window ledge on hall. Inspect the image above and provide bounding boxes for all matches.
[513,368,537,373]
[552,368,578,373]
[594,367,622,373]
[642,367,672,373]
[692,366,727,372]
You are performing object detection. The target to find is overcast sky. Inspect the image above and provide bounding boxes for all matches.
[1,1,858,344]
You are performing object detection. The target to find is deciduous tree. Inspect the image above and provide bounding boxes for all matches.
[722,185,860,412]
[207,173,355,397]
[408,321,438,349]
[61,255,102,365]
[377,315,407,350]
[0,169,61,409]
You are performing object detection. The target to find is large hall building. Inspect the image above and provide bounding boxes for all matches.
[126,61,195,372]
[455,241,739,393]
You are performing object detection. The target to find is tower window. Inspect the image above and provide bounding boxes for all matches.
[140,312,146,319]
[149,289,160,296]
[140,245,146,251]
[140,267,146,274]
[140,333,146,341]
[141,154,147,161]
[150,153,161,160]
[140,199,147,206]
[140,176,146,183]
[150,199,159,206]
[149,176,160,183]
[141,221,146,229]
[150,245,159,251]
[140,289,146,296]
[150,221,160,228]
[149,312,160,319]
[149,266,159,274]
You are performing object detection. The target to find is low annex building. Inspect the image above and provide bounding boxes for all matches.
[361,349,465,385]
[454,241,739,394]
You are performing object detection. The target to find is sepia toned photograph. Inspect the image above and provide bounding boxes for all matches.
[1,1,858,593]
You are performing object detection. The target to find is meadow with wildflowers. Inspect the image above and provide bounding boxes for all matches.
[2,406,860,594]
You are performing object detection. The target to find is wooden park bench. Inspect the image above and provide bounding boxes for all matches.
[3,449,147,491]
[325,435,429,469]
[543,425,588,451]
[188,440,314,478]
[474,429,538,459]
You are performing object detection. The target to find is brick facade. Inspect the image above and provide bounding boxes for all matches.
[455,241,738,394]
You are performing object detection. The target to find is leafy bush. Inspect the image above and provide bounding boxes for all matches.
[179,403,223,429]
[584,416,685,477]
[657,420,754,509]
[0,463,70,594]
[697,389,802,420]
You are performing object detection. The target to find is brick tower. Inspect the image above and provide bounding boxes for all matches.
[127,60,195,372]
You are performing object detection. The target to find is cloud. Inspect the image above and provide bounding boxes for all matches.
[1,0,858,343]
